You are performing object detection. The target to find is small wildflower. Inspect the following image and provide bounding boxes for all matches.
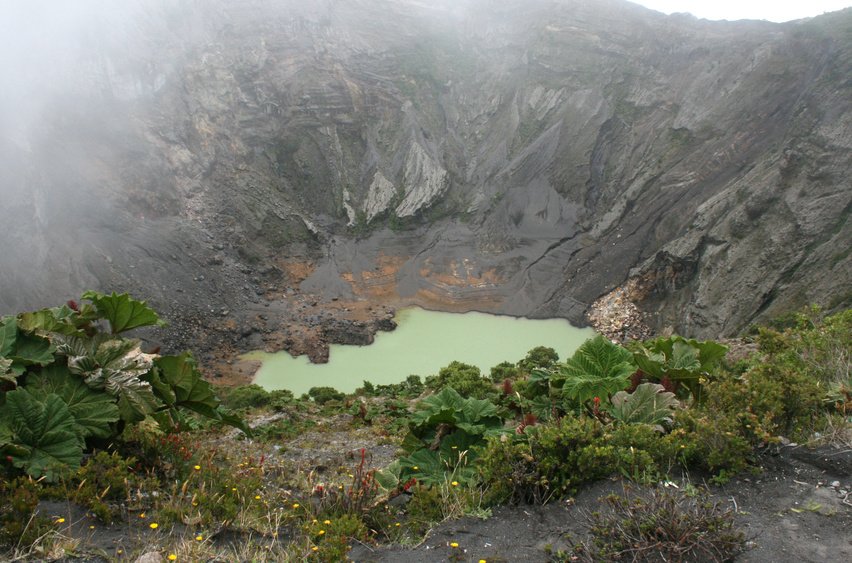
[395,522,401,527]
[318,530,326,535]
[149,522,159,529]
[196,534,203,541]
[323,519,331,525]
[292,503,300,509]
[450,541,459,548]
[480,560,487,563]
[194,465,201,470]
[451,481,459,486]
[139,512,146,518]
[117,549,123,555]
[311,546,319,552]
[312,519,318,524]
[168,555,177,561]
[412,466,419,470]
[255,495,261,500]
[55,518,65,524]
[89,525,95,530]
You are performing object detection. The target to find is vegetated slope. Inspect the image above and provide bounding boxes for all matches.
[1,0,849,350]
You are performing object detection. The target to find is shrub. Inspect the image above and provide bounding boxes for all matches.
[0,477,51,548]
[425,361,495,399]
[518,346,559,372]
[308,386,345,405]
[222,384,271,410]
[57,450,138,523]
[490,361,522,383]
[568,487,746,562]
[478,416,660,504]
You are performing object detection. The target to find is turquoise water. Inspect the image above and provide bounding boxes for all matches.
[249,307,595,395]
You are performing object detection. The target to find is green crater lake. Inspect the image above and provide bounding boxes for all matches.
[249,307,595,395]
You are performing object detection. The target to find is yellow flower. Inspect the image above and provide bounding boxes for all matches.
[412,466,419,470]
[318,530,326,535]
[480,560,487,563]
[139,512,146,519]
[323,519,331,525]
[232,487,237,492]
[168,555,177,561]
[194,465,201,470]
[89,525,95,530]
[255,495,261,500]
[55,518,65,524]
[312,519,318,524]
[394,522,401,527]
[149,522,159,529]
[451,481,459,486]
[195,535,203,541]
[292,503,300,509]
[311,546,319,552]
[450,541,459,548]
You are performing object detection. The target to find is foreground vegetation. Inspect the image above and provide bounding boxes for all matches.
[1,297,849,561]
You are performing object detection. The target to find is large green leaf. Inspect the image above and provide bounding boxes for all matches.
[26,365,120,440]
[63,336,155,391]
[670,341,701,371]
[82,291,165,334]
[610,383,680,428]
[398,448,445,486]
[8,331,55,367]
[17,305,88,338]
[560,336,634,405]
[0,316,16,357]
[2,388,83,480]
[153,353,217,406]
[104,371,161,423]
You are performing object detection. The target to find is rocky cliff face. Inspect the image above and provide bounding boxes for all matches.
[1,0,849,357]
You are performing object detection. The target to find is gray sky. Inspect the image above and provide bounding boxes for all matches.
[632,0,851,22]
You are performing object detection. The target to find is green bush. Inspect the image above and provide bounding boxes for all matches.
[490,361,522,383]
[222,384,271,410]
[308,386,346,405]
[478,416,661,504]
[424,361,495,399]
[0,477,51,548]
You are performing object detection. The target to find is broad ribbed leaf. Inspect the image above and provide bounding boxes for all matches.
[670,342,701,371]
[459,395,500,423]
[82,291,165,334]
[399,448,444,486]
[9,331,55,367]
[153,353,217,407]
[26,365,120,439]
[66,337,155,391]
[104,371,160,423]
[560,336,634,404]
[3,388,82,480]
[0,316,16,356]
[610,383,680,428]
[410,387,466,426]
